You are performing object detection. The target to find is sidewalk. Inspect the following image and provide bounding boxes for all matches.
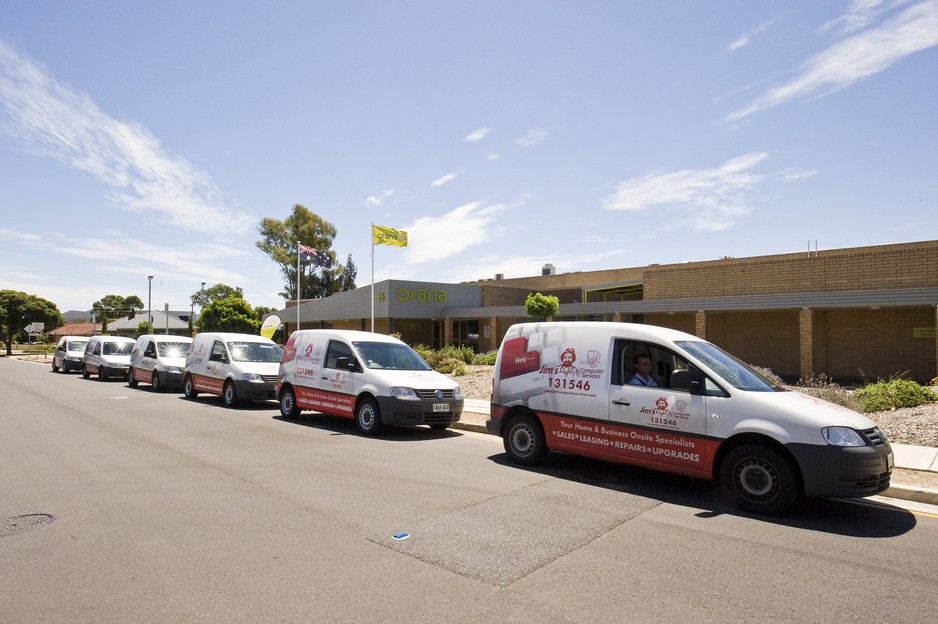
[456,400,938,507]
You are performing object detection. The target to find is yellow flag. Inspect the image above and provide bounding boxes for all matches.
[372,224,408,247]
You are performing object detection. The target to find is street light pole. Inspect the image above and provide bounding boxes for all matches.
[147,275,154,334]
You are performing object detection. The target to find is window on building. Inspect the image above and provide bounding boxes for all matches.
[453,320,480,352]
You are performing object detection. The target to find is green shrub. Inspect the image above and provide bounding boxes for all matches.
[794,375,862,412]
[438,344,475,364]
[412,344,473,373]
[472,350,498,366]
[853,378,938,413]
[750,365,784,386]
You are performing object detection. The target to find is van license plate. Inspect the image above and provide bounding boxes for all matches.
[432,403,449,412]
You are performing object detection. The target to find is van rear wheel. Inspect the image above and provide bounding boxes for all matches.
[504,413,547,466]
[279,387,300,419]
[355,398,383,436]
[720,444,800,515]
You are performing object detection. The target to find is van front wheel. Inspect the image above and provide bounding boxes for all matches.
[720,444,800,515]
[151,372,162,393]
[504,414,547,466]
[183,375,198,399]
[355,398,383,436]
[223,381,239,407]
[280,388,300,419]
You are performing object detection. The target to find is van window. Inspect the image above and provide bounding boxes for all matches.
[68,339,88,353]
[612,340,690,389]
[324,341,354,369]
[103,341,131,356]
[677,340,784,392]
[157,341,190,358]
[144,342,157,358]
[228,341,282,363]
[210,341,228,362]
[353,341,431,371]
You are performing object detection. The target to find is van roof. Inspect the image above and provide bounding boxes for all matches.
[290,329,403,343]
[508,321,703,343]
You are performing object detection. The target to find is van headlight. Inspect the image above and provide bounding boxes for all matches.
[822,427,867,447]
[164,366,182,373]
[454,386,462,400]
[390,387,418,398]
[241,373,266,383]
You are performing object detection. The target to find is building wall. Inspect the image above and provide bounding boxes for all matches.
[643,241,938,299]
[819,307,935,383]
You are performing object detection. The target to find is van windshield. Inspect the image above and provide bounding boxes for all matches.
[157,342,190,358]
[67,340,88,353]
[228,342,283,363]
[353,342,431,371]
[103,341,132,356]
[676,340,785,392]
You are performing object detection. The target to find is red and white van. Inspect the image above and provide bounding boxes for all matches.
[487,321,894,514]
[277,329,463,435]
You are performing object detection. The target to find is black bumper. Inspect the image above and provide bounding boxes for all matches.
[375,396,464,427]
[788,442,893,498]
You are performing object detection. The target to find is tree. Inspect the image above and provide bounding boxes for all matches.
[198,297,261,333]
[525,292,559,321]
[190,283,245,309]
[256,204,357,301]
[92,294,144,332]
[0,290,64,355]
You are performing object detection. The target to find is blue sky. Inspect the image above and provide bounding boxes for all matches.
[2,1,936,314]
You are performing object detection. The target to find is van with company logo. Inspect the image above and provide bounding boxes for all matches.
[184,332,282,407]
[81,335,135,381]
[52,335,90,373]
[277,329,464,435]
[487,321,894,514]
[128,334,193,392]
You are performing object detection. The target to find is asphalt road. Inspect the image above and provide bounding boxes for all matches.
[2,357,937,623]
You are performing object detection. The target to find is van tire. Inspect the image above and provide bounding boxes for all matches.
[223,381,239,407]
[720,444,800,515]
[98,368,106,381]
[183,375,198,399]
[82,365,90,379]
[151,373,162,393]
[52,362,59,373]
[128,368,138,387]
[355,398,383,436]
[279,388,300,419]
[504,413,547,466]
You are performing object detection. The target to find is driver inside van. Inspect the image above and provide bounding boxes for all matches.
[629,354,658,387]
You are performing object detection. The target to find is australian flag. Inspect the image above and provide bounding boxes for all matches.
[299,243,332,268]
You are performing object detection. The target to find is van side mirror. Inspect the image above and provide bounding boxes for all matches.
[335,356,357,371]
[670,368,701,393]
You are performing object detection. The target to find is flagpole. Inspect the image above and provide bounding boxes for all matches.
[296,240,301,332]
[370,222,375,332]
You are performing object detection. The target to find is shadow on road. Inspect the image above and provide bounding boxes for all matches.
[485,451,917,538]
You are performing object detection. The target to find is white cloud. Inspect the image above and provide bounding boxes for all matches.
[516,128,548,147]
[464,127,492,142]
[602,153,769,232]
[444,248,626,284]
[0,227,42,242]
[778,168,820,182]
[727,18,776,51]
[0,39,252,236]
[485,153,501,160]
[431,172,459,187]
[823,0,893,35]
[725,1,938,121]
[363,188,396,206]
[402,200,515,264]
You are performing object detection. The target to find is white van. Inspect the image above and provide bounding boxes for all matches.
[277,329,464,435]
[488,321,894,514]
[52,335,90,373]
[184,332,282,407]
[81,336,135,381]
[128,334,193,392]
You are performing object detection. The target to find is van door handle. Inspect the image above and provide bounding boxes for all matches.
[612,399,630,406]
[321,376,329,380]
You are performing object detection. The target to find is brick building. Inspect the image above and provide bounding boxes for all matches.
[279,240,938,384]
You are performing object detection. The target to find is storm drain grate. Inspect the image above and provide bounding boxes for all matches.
[0,514,55,537]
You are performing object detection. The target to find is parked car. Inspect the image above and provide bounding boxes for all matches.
[184,332,282,407]
[51,336,90,373]
[128,334,193,392]
[487,321,893,514]
[277,329,463,435]
[82,336,135,381]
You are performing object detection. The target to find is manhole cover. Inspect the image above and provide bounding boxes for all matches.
[0,514,55,537]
